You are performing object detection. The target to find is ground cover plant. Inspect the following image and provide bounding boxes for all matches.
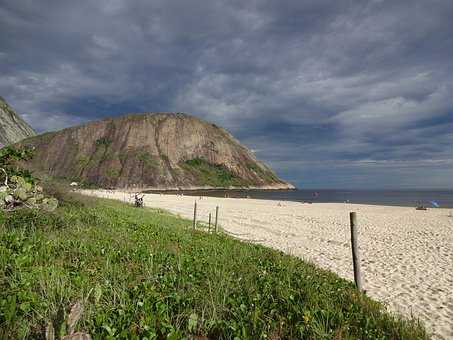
[0,194,427,339]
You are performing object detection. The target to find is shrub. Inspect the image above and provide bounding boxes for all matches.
[0,147,58,212]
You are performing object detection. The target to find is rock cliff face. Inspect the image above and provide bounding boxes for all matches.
[0,97,35,147]
[19,112,294,190]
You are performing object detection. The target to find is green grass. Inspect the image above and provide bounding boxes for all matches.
[0,194,427,339]
[182,158,247,187]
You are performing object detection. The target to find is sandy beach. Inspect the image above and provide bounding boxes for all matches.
[82,190,453,339]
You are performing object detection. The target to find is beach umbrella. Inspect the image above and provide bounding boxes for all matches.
[430,201,440,208]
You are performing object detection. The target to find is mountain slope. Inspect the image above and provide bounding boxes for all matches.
[0,97,35,147]
[19,112,294,190]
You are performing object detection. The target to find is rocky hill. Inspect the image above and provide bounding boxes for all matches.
[0,97,35,147]
[18,112,294,190]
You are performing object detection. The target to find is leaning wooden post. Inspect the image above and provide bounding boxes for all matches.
[349,212,362,291]
[214,206,219,233]
[193,202,197,230]
[208,213,212,231]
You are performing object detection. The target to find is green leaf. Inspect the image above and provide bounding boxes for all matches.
[26,197,37,206]
[14,188,29,201]
[11,176,26,187]
[0,191,7,200]
[23,182,32,191]
[94,285,102,304]
[41,198,58,212]
[188,313,198,333]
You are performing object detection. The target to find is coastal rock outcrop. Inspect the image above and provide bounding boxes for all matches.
[19,112,294,190]
[0,97,35,147]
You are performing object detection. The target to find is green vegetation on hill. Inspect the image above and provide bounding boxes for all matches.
[246,162,279,183]
[181,158,247,187]
[95,137,113,147]
[137,151,159,168]
[0,192,427,339]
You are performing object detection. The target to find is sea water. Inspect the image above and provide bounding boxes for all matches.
[151,189,453,208]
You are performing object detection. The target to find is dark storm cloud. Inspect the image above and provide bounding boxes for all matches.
[1,0,453,188]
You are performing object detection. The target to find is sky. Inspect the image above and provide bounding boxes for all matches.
[1,0,453,189]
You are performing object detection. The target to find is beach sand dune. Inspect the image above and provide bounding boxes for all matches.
[82,190,453,339]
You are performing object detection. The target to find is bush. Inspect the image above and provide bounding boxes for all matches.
[0,147,58,212]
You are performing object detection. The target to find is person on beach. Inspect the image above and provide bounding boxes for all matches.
[134,193,144,208]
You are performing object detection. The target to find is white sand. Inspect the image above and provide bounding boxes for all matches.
[82,190,453,339]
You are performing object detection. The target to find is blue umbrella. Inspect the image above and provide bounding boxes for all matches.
[430,201,440,208]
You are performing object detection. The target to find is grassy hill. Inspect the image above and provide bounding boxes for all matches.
[0,192,427,339]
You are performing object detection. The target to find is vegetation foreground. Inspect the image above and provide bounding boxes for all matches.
[0,194,427,339]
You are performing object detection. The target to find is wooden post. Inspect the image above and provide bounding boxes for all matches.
[215,206,219,233]
[208,213,212,231]
[193,202,197,230]
[349,212,362,291]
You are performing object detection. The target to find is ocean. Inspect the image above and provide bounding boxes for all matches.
[152,189,453,208]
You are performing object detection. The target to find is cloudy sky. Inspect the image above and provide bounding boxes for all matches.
[1,0,453,189]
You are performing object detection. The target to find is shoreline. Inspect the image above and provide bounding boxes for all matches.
[81,189,453,339]
[141,186,297,193]
[143,188,453,209]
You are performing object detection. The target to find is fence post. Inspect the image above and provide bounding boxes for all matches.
[208,213,212,231]
[349,212,362,291]
[193,202,197,230]
[215,206,219,233]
